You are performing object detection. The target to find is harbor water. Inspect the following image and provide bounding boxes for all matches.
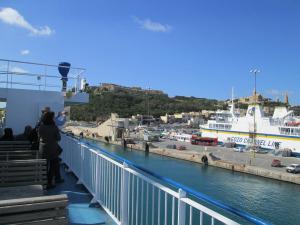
[91,140,300,225]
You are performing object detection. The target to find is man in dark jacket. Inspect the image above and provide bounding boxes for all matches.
[38,111,61,188]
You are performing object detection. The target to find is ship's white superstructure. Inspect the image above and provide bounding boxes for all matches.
[0,59,89,134]
[200,103,300,156]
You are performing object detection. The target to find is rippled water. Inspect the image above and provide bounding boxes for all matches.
[91,140,300,225]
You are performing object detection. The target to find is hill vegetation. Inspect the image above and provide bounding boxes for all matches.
[69,85,290,121]
[69,86,227,121]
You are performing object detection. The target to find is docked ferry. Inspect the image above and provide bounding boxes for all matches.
[200,103,300,156]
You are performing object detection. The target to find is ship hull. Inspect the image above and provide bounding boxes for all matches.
[201,127,300,156]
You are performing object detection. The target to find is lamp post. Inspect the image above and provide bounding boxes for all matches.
[250,69,260,149]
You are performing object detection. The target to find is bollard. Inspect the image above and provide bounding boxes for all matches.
[145,142,149,156]
[201,155,208,165]
[79,132,84,139]
[122,139,127,149]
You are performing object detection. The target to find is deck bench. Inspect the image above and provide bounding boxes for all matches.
[0,185,44,201]
[0,194,68,225]
[0,141,32,151]
[0,159,47,188]
[0,150,40,161]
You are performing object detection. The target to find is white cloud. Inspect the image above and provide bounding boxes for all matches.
[20,49,30,55]
[133,16,171,33]
[0,65,28,73]
[10,67,28,73]
[0,7,54,36]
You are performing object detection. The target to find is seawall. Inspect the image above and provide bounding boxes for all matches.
[126,143,300,185]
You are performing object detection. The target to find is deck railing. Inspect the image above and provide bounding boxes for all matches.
[0,59,86,92]
[60,134,271,225]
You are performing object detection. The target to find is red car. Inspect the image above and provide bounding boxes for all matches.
[271,159,281,167]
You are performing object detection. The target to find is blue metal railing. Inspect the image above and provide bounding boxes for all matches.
[65,134,272,225]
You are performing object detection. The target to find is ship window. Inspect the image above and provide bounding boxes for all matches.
[279,127,286,134]
[216,124,224,129]
[280,128,292,135]
[225,125,232,130]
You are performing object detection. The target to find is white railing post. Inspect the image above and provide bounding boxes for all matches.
[121,162,129,225]
[6,61,9,89]
[90,153,99,204]
[77,142,84,184]
[178,188,186,225]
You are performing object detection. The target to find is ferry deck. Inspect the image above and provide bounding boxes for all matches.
[0,59,271,225]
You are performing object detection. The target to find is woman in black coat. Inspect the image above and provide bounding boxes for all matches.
[38,112,61,188]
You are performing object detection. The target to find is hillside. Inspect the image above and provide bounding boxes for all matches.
[69,86,227,121]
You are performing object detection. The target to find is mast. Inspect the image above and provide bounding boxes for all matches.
[145,86,150,126]
[250,69,260,148]
[147,87,150,117]
[230,87,235,116]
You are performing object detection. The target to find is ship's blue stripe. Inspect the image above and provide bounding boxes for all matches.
[201,127,300,140]
[66,134,272,225]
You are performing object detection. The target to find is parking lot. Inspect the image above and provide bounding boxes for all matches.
[153,139,300,174]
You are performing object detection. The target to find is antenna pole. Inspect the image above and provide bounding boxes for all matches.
[250,69,260,149]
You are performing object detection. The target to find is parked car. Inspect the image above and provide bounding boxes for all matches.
[286,164,300,173]
[234,147,244,152]
[271,159,281,167]
[166,144,176,149]
[176,145,186,151]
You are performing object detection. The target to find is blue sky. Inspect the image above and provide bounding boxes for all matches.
[1,0,300,104]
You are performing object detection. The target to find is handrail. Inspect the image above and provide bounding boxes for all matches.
[0,58,86,92]
[65,134,272,225]
[0,58,85,70]
[0,71,79,79]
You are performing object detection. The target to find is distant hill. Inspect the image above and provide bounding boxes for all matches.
[69,85,227,121]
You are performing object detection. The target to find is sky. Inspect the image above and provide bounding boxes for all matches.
[1,0,300,104]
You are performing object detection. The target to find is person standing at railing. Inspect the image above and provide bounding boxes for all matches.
[55,111,67,129]
[30,106,51,150]
[38,111,62,189]
[54,111,67,181]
